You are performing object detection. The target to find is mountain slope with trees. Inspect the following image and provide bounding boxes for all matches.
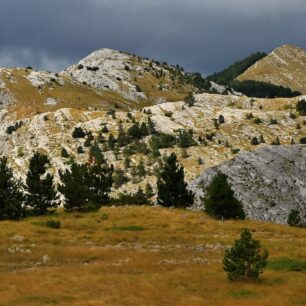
[237,44,306,94]
[206,50,301,98]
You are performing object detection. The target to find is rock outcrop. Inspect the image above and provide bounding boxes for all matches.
[189,145,306,224]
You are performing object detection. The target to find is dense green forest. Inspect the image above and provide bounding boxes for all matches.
[230,80,301,98]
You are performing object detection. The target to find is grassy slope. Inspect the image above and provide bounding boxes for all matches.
[2,69,134,121]
[237,45,306,95]
[1,66,194,121]
[206,52,267,86]
[0,206,305,305]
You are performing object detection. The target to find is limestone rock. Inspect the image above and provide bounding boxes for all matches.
[189,145,306,224]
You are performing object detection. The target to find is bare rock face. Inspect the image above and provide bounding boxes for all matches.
[189,145,306,224]
[61,49,147,101]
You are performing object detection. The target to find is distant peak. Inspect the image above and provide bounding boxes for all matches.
[273,44,305,53]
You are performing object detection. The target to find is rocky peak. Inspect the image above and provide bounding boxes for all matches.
[61,48,147,101]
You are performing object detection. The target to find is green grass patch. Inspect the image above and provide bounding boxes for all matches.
[106,225,145,231]
[228,289,259,299]
[268,258,306,272]
[32,219,61,229]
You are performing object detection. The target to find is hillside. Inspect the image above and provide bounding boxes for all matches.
[60,48,198,106]
[0,206,305,306]
[206,48,301,98]
[190,145,306,224]
[1,90,305,220]
[0,67,133,120]
[207,52,267,85]
[237,44,306,94]
[0,49,199,121]
[0,47,306,223]
[0,47,305,306]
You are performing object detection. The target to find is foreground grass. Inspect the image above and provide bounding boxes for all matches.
[0,206,305,305]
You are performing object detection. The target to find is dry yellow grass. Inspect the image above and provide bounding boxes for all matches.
[237,44,306,94]
[135,72,191,104]
[1,69,137,120]
[1,65,193,121]
[0,206,305,305]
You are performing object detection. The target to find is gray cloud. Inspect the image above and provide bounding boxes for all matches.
[0,48,70,72]
[0,0,305,75]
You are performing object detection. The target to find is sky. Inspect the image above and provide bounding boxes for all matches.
[0,0,305,76]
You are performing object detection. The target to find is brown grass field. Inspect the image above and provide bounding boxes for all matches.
[0,206,305,306]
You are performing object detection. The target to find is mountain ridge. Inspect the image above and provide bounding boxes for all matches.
[237,44,306,94]
[0,46,305,223]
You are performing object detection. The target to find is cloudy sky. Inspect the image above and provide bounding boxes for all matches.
[0,0,305,75]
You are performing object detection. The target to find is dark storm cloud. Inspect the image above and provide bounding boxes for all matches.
[0,0,305,75]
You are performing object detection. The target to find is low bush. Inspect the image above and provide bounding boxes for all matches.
[46,220,61,229]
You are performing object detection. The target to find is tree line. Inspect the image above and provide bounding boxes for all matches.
[0,150,197,219]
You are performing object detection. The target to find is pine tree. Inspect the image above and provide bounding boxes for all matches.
[184,92,196,107]
[300,137,306,144]
[124,157,131,169]
[58,162,90,211]
[203,172,245,220]
[58,161,113,211]
[84,131,94,147]
[0,157,25,219]
[151,148,161,158]
[115,188,150,205]
[101,125,109,133]
[140,122,149,137]
[296,99,306,115]
[72,127,85,138]
[133,188,150,205]
[197,157,204,165]
[97,132,105,144]
[136,159,146,177]
[177,129,196,148]
[77,146,85,154]
[117,123,130,147]
[218,114,225,124]
[127,112,134,120]
[113,168,129,188]
[147,117,156,134]
[223,229,269,281]
[89,142,106,165]
[287,209,302,227]
[157,153,194,208]
[26,152,59,215]
[61,147,69,158]
[108,133,116,150]
[127,122,142,139]
[84,137,92,147]
[145,183,154,198]
[251,137,259,146]
[271,136,280,145]
[86,162,114,209]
